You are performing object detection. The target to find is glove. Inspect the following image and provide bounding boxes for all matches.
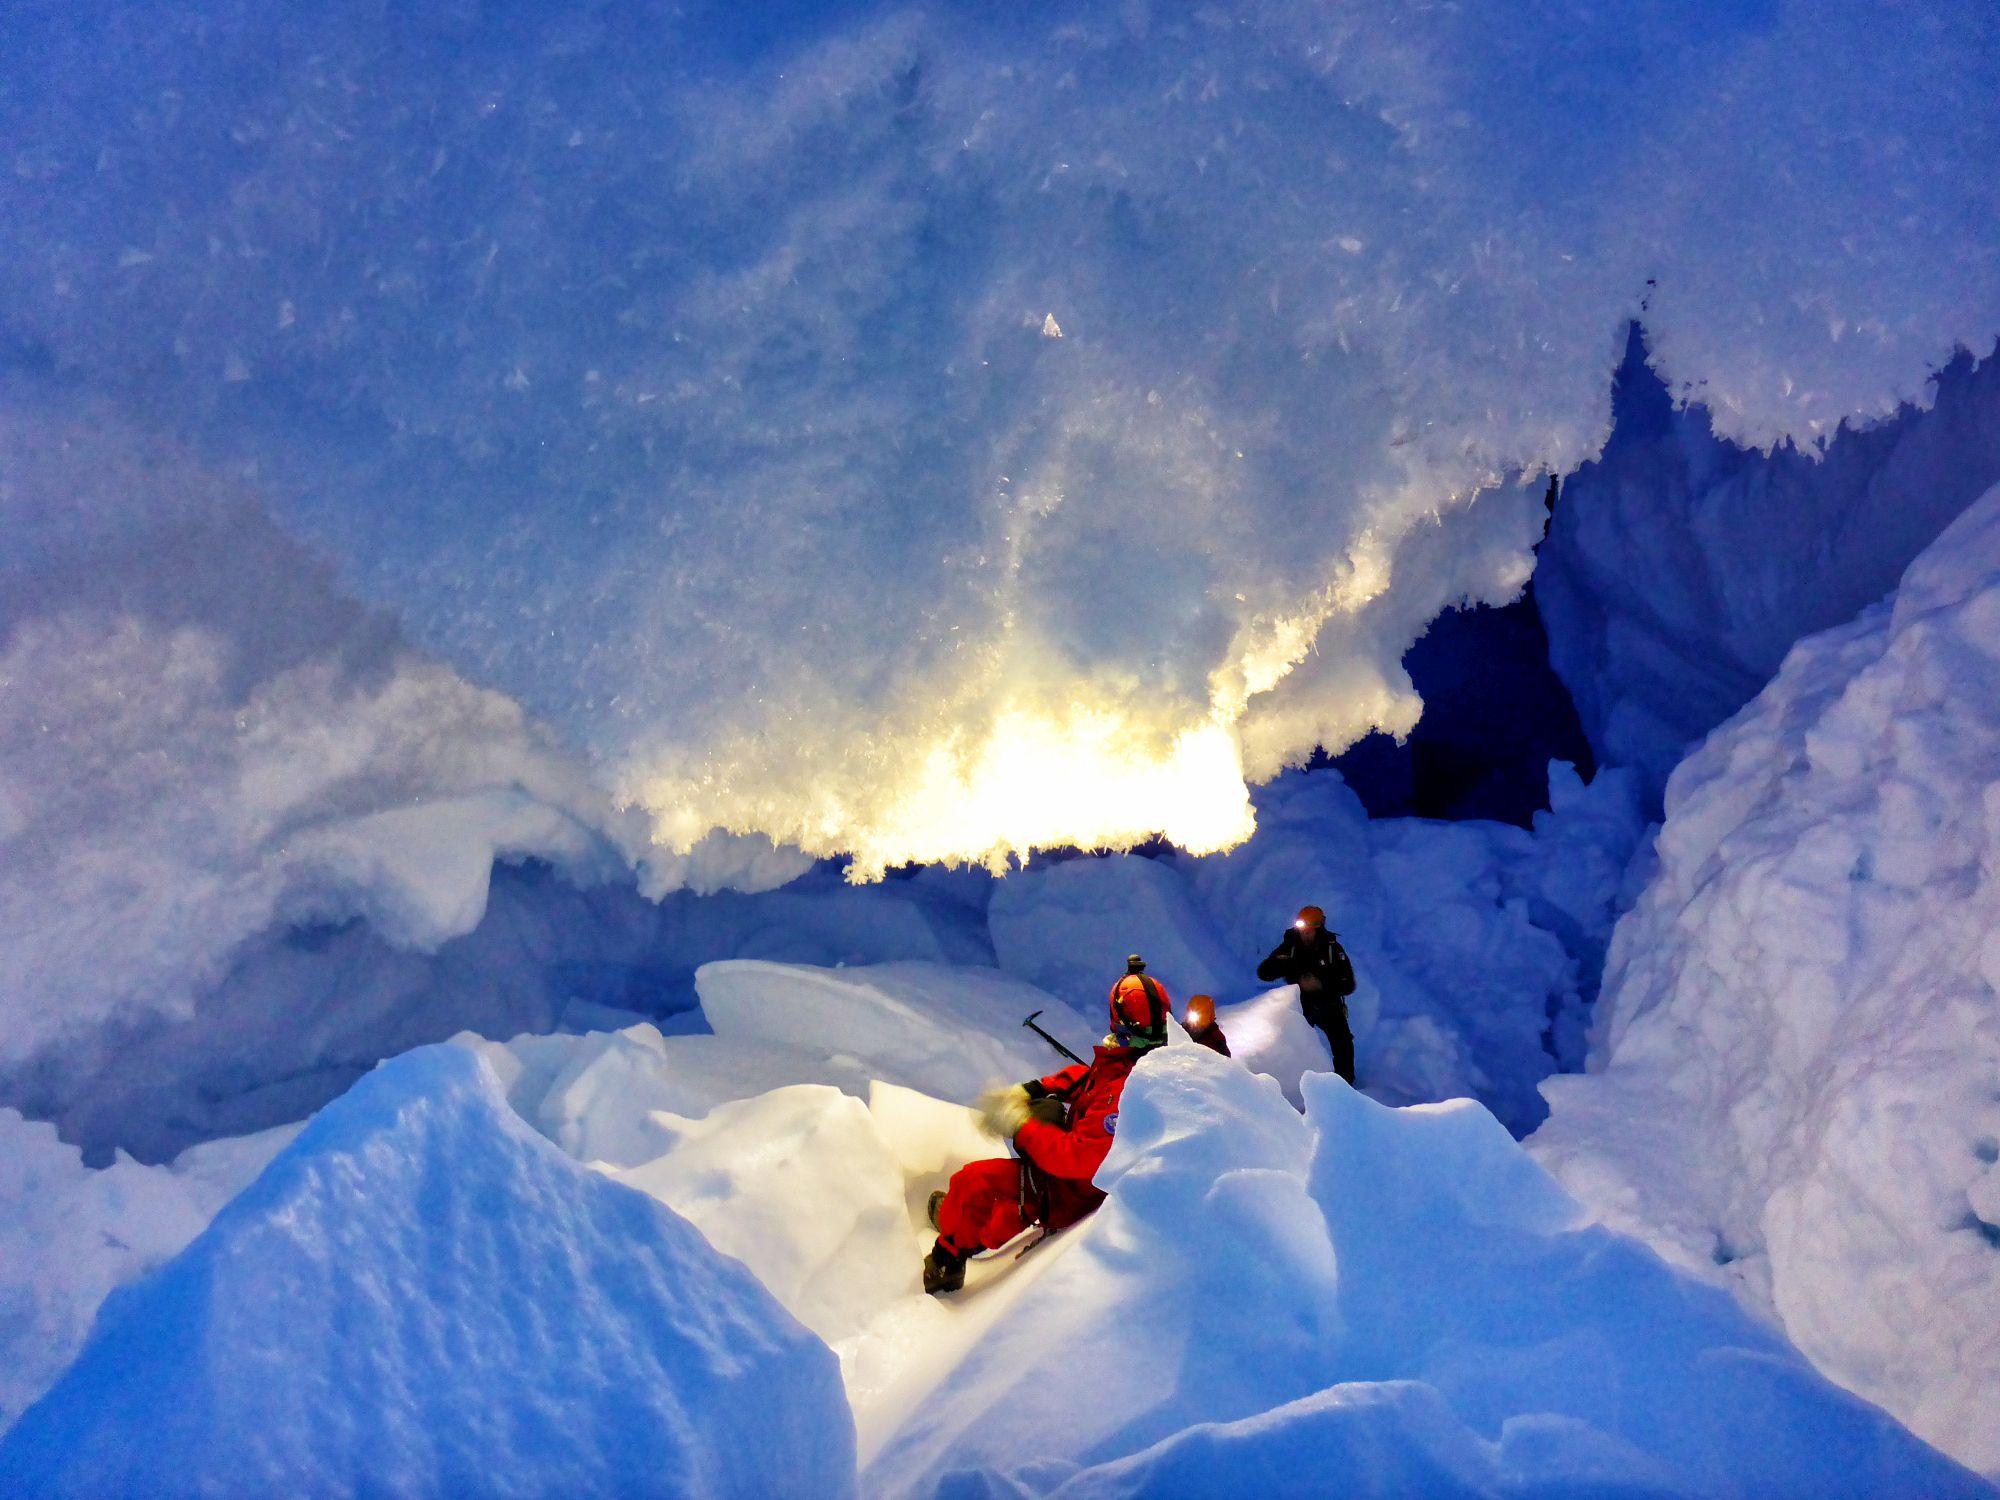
[976,1083,1033,1139]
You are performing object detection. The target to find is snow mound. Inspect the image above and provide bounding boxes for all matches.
[460,1010,1020,1462]
[1210,986,1333,1109]
[868,1048,1988,1499]
[0,1111,297,1433]
[462,964,1080,1200]
[1540,332,2000,803]
[461,960,1102,1370]
[616,1086,919,1347]
[0,1045,855,1499]
[1534,481,2000,1474]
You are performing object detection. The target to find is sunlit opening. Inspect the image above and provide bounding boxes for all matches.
[857,710,1255,878]
[634,705,1258,881]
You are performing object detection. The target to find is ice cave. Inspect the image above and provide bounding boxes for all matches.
[2,1,1997,1495]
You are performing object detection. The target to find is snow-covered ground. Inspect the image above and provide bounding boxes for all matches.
[0,1110,300,1435]
[0,1044,854,1500]
[0,9,1993,1487]
[4,961,1987,1497]
[1534,482,2000,1474]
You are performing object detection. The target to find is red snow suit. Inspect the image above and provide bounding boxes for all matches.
[934,1044,1143,1258]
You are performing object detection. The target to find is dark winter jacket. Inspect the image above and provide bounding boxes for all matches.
[1257,929,1356,1002]
[1189,1023,1231,1057]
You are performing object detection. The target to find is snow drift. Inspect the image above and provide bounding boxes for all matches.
[1,0,1993,875]
[0,1045,856,1500]
[693,960,1097,1109]
[0,1110,298,1434]
[864,1048,1987,1498]
[461,960,1094,1460]
[1534,481,2000,1474]
[7,967,1987,1497]
[474,959,1098,1143]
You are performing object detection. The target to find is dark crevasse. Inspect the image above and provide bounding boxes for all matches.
[1340,325,2000,827]
[1331,555,1596,827]
[1537,324,2000,812]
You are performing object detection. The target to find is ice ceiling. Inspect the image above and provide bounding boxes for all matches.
[3,0,1996,875]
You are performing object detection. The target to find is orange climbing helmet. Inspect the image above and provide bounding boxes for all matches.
[1109,955,1170,1048]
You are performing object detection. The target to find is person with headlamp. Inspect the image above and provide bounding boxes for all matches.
[1256,904,1356,1084]
[919,956,1171,1294]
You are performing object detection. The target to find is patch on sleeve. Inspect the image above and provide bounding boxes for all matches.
[1103,1111,1118,1136]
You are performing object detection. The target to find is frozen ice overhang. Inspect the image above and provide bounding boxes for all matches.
[0,0,1992,872]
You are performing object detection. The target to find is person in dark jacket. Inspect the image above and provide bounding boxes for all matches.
[1183,994,1231,1057]
[1256,904,1356,1084]
[920,960,1172,1294]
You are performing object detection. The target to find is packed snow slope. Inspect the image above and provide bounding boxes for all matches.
[0,1111,299,1435]
[3,0,1995,876]
[1534,482,2000,1474]
[867,1051,1988,1500]
[6,963,1990,1498]
[0,1044,855,1500]
[1539,330,2000,804]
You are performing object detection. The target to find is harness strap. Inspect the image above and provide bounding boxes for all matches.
[1134,974,1165,1033]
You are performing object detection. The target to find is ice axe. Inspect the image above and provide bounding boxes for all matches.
[1022,1010,1086,1066]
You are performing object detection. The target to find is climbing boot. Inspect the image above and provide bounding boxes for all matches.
[922,1241,966,1295]
[927,1189,946,1232]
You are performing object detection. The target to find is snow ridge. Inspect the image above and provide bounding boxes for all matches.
[1536,482,2000,1473]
